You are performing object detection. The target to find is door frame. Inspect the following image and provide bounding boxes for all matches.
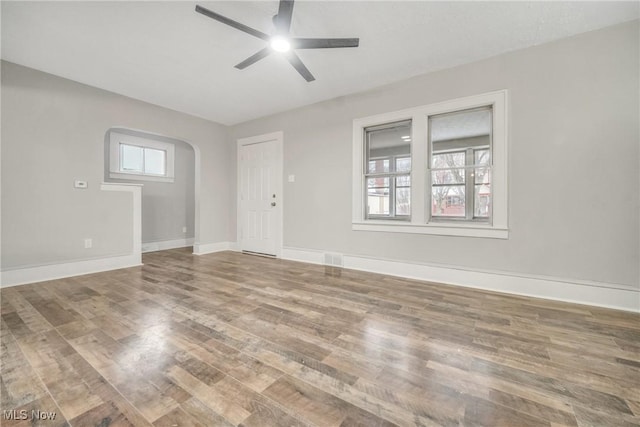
[236,131,283,258]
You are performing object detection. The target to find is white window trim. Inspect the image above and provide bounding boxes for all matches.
[109,131,175,183]
[352,90,508,239]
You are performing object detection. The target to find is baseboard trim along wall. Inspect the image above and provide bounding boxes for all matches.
[193,241,239,255]
[142,238,195,253]
[3,242,636,312]
[281,246,640,313]
[1,240,235,287]
[1,253,142,288]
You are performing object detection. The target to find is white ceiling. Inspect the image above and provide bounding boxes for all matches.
[2,1,638,125]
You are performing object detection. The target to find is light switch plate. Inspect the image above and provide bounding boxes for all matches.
[74,180,88,189]
[288,175,295,183]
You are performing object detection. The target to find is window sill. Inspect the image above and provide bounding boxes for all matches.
[109,172,174,183]
[352,221,509,239]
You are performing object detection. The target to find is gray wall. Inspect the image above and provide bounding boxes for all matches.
[229,21,640,288]
[2,21,638,288]
[104,128,196,244]
[1,60,231,270]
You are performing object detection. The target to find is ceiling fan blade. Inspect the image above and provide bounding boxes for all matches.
[234,48,272,70]
[292,38,360,49]
[195,5,269,41]
[285,51,315,82]
[275,0,294,34]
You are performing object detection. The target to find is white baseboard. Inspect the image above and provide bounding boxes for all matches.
[142,238,194,253]
[193,241,239,255]
[5,244,635,312]
[281,246,640,313]
[1,253,142,288]
[282,247,325,265]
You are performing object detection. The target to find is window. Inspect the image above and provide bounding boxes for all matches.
[429,107,492,221]
[119,144,167,175]
[109,131,175,182]
[365,120,412,219]
[352,90,508,239]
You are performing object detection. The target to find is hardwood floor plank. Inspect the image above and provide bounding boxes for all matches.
[487,389,578,426]
[69,400,137,427]
[166,365,251,425]
[2,290,55,336]
[153,406,206,427]
[226,355,284,393]
[238,397,310,427]
[463,395,551,426]
[468,358,634,416]
[19,290,81,327]
[0,319,49,409]
[64,353,153,426]
[263,375,385,427]
[627,400,640,417]
[177,397,236,427]
[572,405,640,427]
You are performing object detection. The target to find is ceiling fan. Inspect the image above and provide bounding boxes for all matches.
[195,1,359,82]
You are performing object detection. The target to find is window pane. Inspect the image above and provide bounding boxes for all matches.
[429,106,492,222]
[367,192,389,216]
[431,169,464,185]
[367,177,389,188]
[396,187,410,216]
[432,152,465,168]
[473,166,490,185]
[120,144,143,172]
[432,185,465,217]
[366,120,411,173]
[430,107,492,150]
[368,159,390,174]
[474,148,490,166]
[396,175,411,187]
[367,177,389,216]
[367,180,390,216]
[144,148,166,175]
[395,157,411,172]
[475,184,491,218]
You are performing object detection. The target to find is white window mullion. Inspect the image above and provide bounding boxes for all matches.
[411,114,426,225]
[141,147,146,174]
[389,172,396,218]
[465,148,473,220]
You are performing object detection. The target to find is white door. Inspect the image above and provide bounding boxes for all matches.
[238,133,282,256]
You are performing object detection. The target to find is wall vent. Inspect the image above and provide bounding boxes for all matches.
[324,253,343,267]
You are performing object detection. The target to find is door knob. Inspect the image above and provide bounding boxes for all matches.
[271,202,276,207]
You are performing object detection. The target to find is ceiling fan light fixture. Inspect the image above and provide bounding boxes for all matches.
[195,2,359,82]
[270,36,291,52]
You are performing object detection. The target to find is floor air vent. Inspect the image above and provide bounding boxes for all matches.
[242,250,276,258]
[324,253,343,267]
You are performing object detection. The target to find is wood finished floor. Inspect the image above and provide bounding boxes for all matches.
[1,249,639,427]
